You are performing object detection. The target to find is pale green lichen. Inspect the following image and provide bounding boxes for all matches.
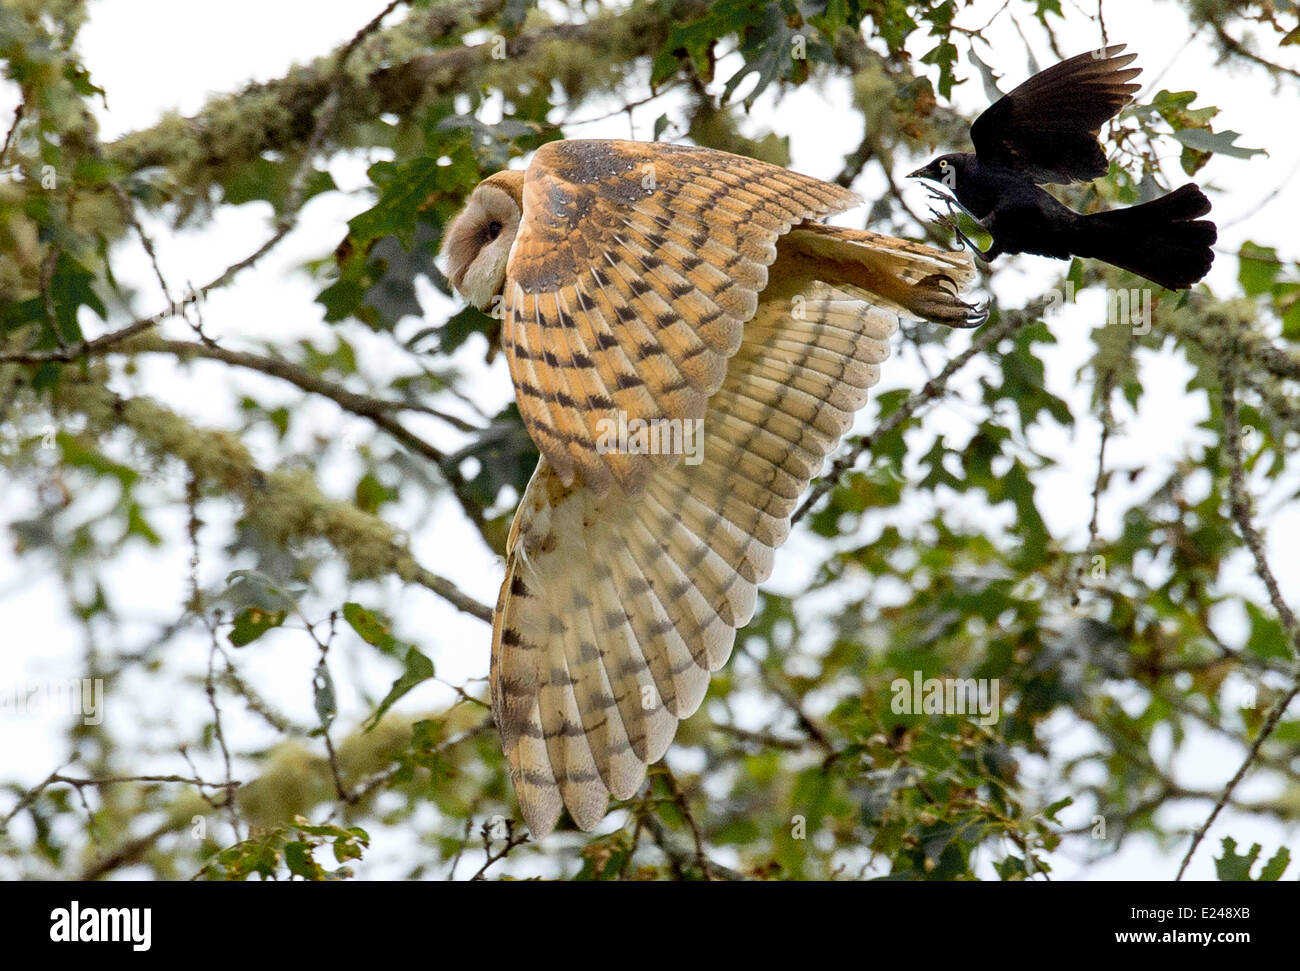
[53,374,428,584]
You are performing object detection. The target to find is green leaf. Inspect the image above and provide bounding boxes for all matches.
[873,1,919,51]
[0,296,44,336]
[284,841,319,879]
[1283,292,1300,340]
[1244,602,1291,660]
[500,0,533,33]
[63,60,106,99]
[228,606,287,647]
[333,833,366,863]
[921,39,960,100]
[1258,846,1291,881]
[342,602,402,656]
[573,831,634,880]
[1152,89,1219,129]
[349,143,477,249]
[56,431,138,487]
[1039,797,1074,825]
[1033,0,1063,21]
[1237,242,1281,297]
[363,647,435,731]
[48,251,106,346]
[1168,127,1266,161]
[124,502,162,546]
[1216,837,1291,881]
[437,305,497,355]
[354,471,398,514]
[222,157,336,212]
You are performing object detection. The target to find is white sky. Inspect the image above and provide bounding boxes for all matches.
[1,0,1298,880]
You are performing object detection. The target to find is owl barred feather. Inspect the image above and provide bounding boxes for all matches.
[440,139,979,836]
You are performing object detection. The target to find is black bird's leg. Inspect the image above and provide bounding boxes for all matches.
[923,187,981,222]
[925,193,1001,262]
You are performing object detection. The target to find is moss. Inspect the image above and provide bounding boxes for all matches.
[8,0,87,32]
[53,375,428,585]
[233,708,482,829]
[245,466,411,581]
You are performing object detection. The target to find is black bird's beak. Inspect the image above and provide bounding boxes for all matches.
[907,165,929,180]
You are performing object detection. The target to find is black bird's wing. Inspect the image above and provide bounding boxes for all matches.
[969,44,1140,184]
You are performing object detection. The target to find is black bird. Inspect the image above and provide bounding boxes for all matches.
[909,45,1216,291]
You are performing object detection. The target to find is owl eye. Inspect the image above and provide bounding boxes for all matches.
[486,220,503,241]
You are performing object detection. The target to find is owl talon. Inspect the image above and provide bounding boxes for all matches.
[960,300,990,327]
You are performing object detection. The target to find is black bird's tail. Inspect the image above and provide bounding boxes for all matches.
[1072,184,1216,290]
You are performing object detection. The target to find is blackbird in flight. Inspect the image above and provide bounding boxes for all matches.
[909,45,1216,291]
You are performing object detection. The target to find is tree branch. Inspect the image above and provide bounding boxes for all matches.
[1175,358,1300,879]
[50,373,494,623]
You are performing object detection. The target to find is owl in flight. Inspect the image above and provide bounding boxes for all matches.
[441,139,978,837]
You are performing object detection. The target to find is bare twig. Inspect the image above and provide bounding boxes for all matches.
[833,131,874,189]
[1072,363,1119,607]
[411,566,494,623]
[470,818,530,880]
[1209,19,1300,82]
[82,816,195,881]
[640,813,747,881]
[5,772,241,831]
[0,289,203,364]
[742,645,834,755]
[660,765,713,880]
[1218,361,1300,642]
[187,475,242,837]
[1175,681,1300,880]
[710,722,809,751]
[1,101,23,164]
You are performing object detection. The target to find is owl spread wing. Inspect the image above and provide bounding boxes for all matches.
[502,139,861,495]
[492,269,911,837]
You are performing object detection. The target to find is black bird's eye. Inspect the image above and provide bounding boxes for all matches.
[486,220,503,241]
[939,160,948,169]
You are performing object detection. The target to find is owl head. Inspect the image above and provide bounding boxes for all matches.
[439,169,525,310]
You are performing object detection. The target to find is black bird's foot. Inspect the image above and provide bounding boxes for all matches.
[923,187,957,210]
[924,188,984,223]
[929,210,996,262]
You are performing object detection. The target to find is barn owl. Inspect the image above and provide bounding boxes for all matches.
[440,139,978,837]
